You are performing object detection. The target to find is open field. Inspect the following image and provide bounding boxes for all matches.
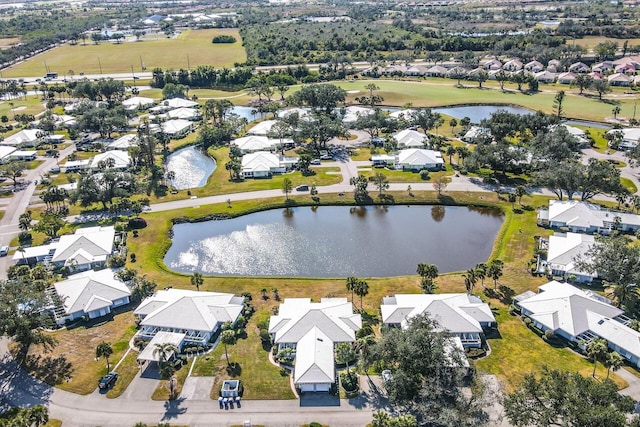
[1,29,246,78]
[567,36,640,50]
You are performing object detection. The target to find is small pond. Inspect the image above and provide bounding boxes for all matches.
[164,205,504,278]
[165,146,216,190]
[432,105,534,124]
[230,106,261,123]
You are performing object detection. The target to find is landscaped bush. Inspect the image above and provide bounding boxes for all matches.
[18,231,32,244]
[260,329,272,347]
[212,35,237,44]
[340,369,359,393]
[276,348,295,366]
[107,253,126,268]
[420,170,430,180]
[128,217,147,229]
[523,317,532,326]
[465,347,486,358]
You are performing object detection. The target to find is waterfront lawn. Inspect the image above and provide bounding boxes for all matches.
[357,165,455,184]
[2,29,246,77]
[18,309,137,395]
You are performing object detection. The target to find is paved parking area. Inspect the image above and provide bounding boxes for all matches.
[181,376,215,400]
[118,362,161,401]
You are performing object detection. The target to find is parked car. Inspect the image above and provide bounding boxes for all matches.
[381,370,393,383]
[98,372,118,390]
[0,246,9,256]
[320,154,332,160]
[296,185,309,192]
[310,159,321,165]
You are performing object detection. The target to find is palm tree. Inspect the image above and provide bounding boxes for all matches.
[613,105,621,120]
[606,282,637,309]
[604,351,625,379]
[221,329,236,366]
[335,342,357,371]
[354,334,376,370]
[346,276,358,303]
[446,145,456,164]
[153,343,178,365]
[26,405,49,427]
[488,259,504,289]
[475,263,487,288]
[354,279,369,310]
[463,269,477,295]
[190,272,203,291]
[586,338,608,378]
[95,341,113,371]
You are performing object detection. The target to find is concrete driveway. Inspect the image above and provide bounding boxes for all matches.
[181,376,215,400]
[119,362,161,401]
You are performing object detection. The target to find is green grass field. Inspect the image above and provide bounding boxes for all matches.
[2,28,246,77]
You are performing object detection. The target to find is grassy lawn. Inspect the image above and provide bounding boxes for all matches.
[0,97,45,123]
[20,309,137,395]
[106,351,139,399]
[334,79,633,123]
[357,165,455,184]
[2,29,246,78]
[621,177,638,194]
[568,36,640,50]
[43,421,62,427]
[151,357,192,401]
[191,303,295,400]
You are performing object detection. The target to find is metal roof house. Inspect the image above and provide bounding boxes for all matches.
[134,289,245,350]
[537,200,640,234]
[539,232,596,282]
[269,298,362,393]
[381,294,496,348]
[516,281,640,367]
[52,268,130,325]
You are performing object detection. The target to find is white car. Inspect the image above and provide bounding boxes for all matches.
[381,370,393,383]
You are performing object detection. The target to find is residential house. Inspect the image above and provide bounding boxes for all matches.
[0,146,16,162]
[557,72,577,84]
[233,135,281,154]
[381,293,496,348]
[396,148,444,171]
[277,108,310,120]
[588,71,604,81]
[52,268,131,325]
[62,159,91,173]
[483,59,502,71]
[555,124,589,146]
[371,154,396,168]
[445,67,467,80]
[389,109,417,120]
[405,65,429,76]
[14,226,118,269]
[268,298,362,393]
[425,65,447,77]
[134,289,244,354]
[248,120,278,136]
[525,60,545,73]
[569,62,589,74]
[9,150,37,161]
[106,134,138,150]
[164,107,200,121]
[534,70,556,83]
[393,129,429,148]
[540,232,596,282]
[241,151,297,178]
[547,59,562,73]
[608,73,631,87]
[122,96,155,111]
[342,106,374,124]
[462,126,491,142]
[592,61,614,74]
[609,127,640,150]
[615,63,636,75]
[503,59,523,72]
[537,199,640,234]
[1,129,43,147]
[515,281,640,368]
[90,150,131,169]
[160,119,194,138]
[613,56,640,70]
[162,98,199,109]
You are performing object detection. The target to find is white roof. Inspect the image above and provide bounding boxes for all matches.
[2,129,42,146]
[557,72,576,81]
[381,294,495,333]
[587,312,640,361]
[134,289,244,332]
[609,127,640,147]
[137,331,186,362]
[534,70,556,81]
[397,148,444,166]
[545,200,640,230]
[11,150,37,158]
[107,134,138,150]
[342,106,374,123]
[241,151,281,173]
[269,297,361,344]
[122,96,155,109]
[161,119,192,135]
[393,129,428,148]
[608,73,631,83]
[463,126,491,141]
[12,243,56,261]
[163,98,198,109]
[91,150,131,169]
[165,107,200,120]
[389,109,417,120]
[0,145,16,159]
[54,269,130,315]
[233,135,280,153]
[277,108,310,119]
[51,226,115,264]
[248,120,278,136]
[518,281,622,337]
[63,159,91,170]
[546,232,595,277]
[294,327,335,385]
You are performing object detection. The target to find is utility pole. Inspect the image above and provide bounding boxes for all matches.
[187,54,190,72]
[98,57,103,74]
[131,64,135,80]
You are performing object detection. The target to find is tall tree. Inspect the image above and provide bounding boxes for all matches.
[221,329,236,366]
[281,177,293,201]
[354,279,369,310]
[553,90,566,119]
[372,172,389,197]
[190,272,203,291]
[604,351,625,380]
[346,276,358,303]
[487,259,504,289]
[96,341,113,371]
[586,338,609,378]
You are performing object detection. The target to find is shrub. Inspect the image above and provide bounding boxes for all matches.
[465,347,486,358]
[107,254,126,268]
[130,253,137,263]
[18,231,32,244]
[260,329,271,345]
[212,35,237,43]
[340,369,359,393]
[128,217,147,229]
[544,329,556,341]
[420,170,430,180]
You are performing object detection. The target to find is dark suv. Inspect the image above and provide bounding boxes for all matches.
[98,372,118,390]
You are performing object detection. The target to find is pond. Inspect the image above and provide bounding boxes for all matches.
[432,105,534,124]
[164,205,504,278]
[165,146,216,190]
[230,106,261,123]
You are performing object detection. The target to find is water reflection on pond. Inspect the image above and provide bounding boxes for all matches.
[166,146,217,190]
[165,205,504,278]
